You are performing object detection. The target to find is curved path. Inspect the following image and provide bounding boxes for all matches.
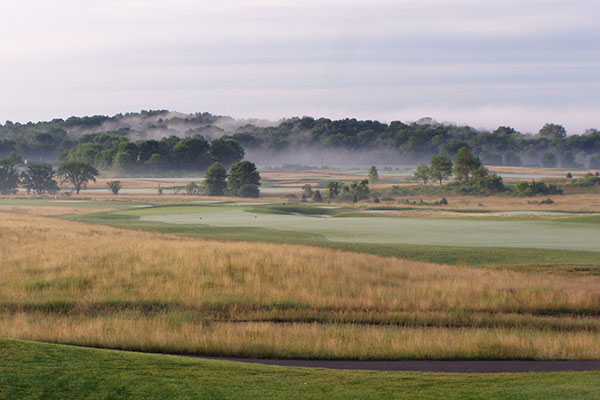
[200,357,600,373]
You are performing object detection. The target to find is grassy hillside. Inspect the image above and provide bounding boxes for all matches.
[2,211,600,359]
[2,339,600,400]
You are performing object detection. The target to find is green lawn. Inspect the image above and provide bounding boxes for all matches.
[1,339,599,400]
[64,204,600,269]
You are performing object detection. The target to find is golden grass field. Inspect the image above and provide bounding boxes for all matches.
[1,211,600,359]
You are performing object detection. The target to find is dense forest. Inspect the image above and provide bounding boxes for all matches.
[1,110,600,172]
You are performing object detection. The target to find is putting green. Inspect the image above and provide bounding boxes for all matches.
[137,208,600,252]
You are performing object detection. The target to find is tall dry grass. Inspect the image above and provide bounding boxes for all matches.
[3,313,600,360]
[1,211,600,359]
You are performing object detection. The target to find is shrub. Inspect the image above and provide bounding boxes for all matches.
[514,180,563,196]
[312,189,323,202]
[238,184,260,198]
[107,181,121,195]
[185,181,201,195]
[568,173,600,188]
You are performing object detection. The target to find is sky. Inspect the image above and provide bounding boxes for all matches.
[1,0,599,134]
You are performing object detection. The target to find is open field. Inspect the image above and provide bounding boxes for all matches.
[132,207,600,251]
[60,202,600,270]
[3,339,600,400]
[2,167,600,397]
[2,211,600,360]
[57,165,600,198]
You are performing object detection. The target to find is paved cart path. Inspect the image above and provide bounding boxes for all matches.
[199,357,600,373]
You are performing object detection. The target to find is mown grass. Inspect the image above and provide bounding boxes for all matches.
[3,339,600,400]
[2,211,600,359]
[65,208,600,269]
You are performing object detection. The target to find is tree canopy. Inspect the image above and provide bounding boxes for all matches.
[21,163,59,194]
[429,154,453,185]
[226,161,261,197]
[3,110,600,171]
[0,158,19,195]
[454,147,482,184]
[58,161,99,194]
[209,137,245,167]
[413,164,430,184]
[204,162,227,196]
[368,166,379,187]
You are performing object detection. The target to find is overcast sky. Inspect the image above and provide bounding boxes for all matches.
[1,0,599,133]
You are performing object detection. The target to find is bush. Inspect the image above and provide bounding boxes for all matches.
[185,181,201,195]
[238,184,260,198]
[475,173,505,194]
[514,180,563,196]
[107,181,121,195]
[312,189,323,202]
[528,198,554,205]
[568,173,600,188]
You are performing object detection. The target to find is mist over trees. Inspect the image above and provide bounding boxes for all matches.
[59,133,244,175]
[2,110,600,170]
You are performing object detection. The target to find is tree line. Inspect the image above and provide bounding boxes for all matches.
[0,159,96,195]
[59,134,245,175]
[0,157,262,198]
[3,111,600,169]
[412,147,505,194]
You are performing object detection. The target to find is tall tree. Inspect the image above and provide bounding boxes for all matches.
[209,137,245,167]
[454,147,482,184]
[173,135,211,170]
[413,164,430,184]
[349,179,370,201]
[204,162,227,196]
[21,163,59,194]
[368,166,379,188]
[429,154,453,185]
[58,161,99,194]
[538,123,567,140]
[226,161,261,197]
[301,184,313,198]
[0,158,19,195]
[326,181,341,198]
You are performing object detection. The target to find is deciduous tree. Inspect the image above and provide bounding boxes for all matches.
[58,161,99,194]
[454,147,481,184]
[226,161,261,197]
[209,137,244,167]
[429,155,453,185]
[413,164,430,184]
[368,166,379,188]
[204,162,227,196]
[21,163,59,194]
[0,158,19,195]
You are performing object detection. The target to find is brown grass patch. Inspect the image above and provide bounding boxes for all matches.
[1,211,599,359]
